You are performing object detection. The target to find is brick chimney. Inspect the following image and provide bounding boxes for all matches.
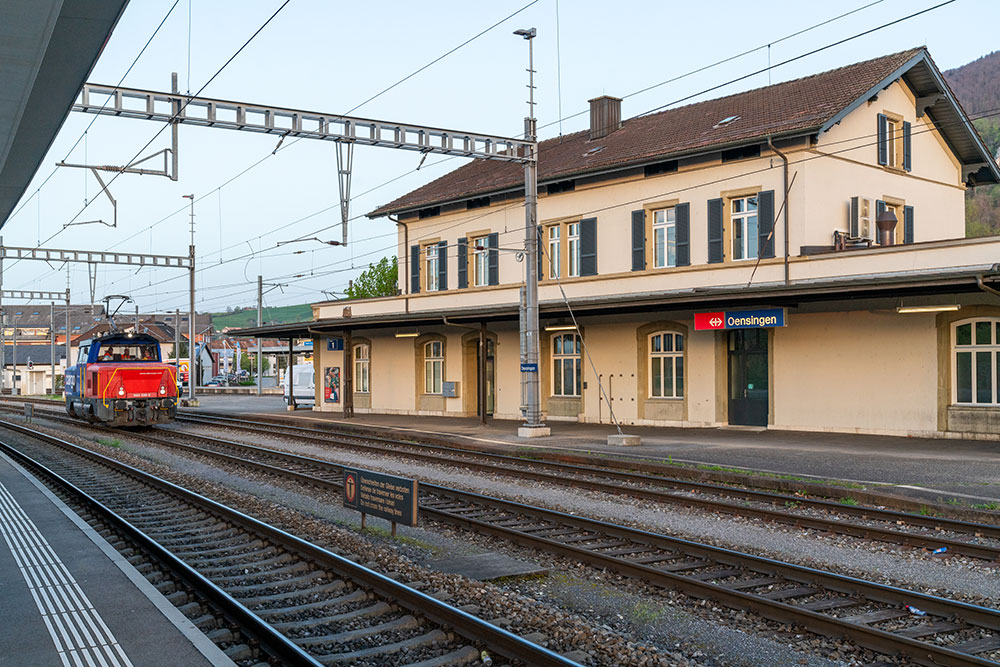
[588,95,622,140]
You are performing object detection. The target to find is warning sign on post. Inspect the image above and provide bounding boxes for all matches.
[343,468,418,527]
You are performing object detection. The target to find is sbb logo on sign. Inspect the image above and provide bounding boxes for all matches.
[694,308,786,331]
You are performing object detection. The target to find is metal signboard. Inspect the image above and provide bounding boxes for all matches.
[520,363,538,373]
[327,338,344,351]
[343,468,418,527]
[442,381,458,398]
[694,308,786,331]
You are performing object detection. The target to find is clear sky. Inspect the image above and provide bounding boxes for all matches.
[4,0,997,315]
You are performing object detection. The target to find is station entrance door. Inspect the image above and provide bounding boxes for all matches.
[728,329,768,426]
[477,338,496,416]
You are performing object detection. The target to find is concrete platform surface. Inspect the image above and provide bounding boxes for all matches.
[184,395,1000,505]
[0,452,232,667]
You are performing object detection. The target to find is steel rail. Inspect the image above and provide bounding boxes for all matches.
[0,442,322,667]
[9,400,999,560]
[172,412,1000,560]
[43,413,1000,666]
[0,418,580,667]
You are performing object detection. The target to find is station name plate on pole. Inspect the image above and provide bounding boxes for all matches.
[343,468,418,527]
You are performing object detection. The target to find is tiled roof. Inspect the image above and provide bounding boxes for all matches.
[370,48,923,217]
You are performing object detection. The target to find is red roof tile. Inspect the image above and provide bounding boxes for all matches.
[370,48,923,217]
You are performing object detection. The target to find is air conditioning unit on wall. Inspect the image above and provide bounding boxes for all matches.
[849,196,874,240]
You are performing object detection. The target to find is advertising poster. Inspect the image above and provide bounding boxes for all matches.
[324,366,340,403]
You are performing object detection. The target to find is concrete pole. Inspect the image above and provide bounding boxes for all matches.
[287,337,296,410]
[65,278,70,374]
[517,29,547,437]
[50,302,55,394]
[257,276,264,396]
[174,307,180,385]
[12,315,17,396]
[479,321,487,426]
[185,193,197,404]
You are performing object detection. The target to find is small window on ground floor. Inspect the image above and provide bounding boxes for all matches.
[649,332,684,398]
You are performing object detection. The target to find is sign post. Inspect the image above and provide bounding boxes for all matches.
[343,468,418,537]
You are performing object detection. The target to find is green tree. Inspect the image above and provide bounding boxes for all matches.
[240,353,269,374]
[345,256,398,300]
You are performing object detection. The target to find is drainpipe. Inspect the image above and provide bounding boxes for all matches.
[767,136,790,285]
[977,275,1000,298]
[389,215,409,314]
[442,315,487,425]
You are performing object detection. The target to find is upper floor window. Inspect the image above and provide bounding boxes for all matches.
[354,344,370,394]
[649,332,684,398]
[567,222,580,278]
[877,112,911,171]
[425,245,440,292]
[424,341,443,395]
[552,333,581,397]
[652,208,676,268]
[731,195,759,261]
[953,319,1000,405]
[548,225,561,279]
[473,236,489,287]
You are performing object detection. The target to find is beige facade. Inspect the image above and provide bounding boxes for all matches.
[242,51,1000,438]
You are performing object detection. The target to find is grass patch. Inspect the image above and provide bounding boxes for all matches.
[94,437,121,448]
[628,599,668,625]
[694,463,866,490]
[838,497,859,506]
[972,502,1000,511]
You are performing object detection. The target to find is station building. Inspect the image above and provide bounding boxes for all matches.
[243,48,1000,438]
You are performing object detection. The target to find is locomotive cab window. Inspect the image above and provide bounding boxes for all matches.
[96,344,160,361]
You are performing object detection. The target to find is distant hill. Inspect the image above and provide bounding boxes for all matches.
[211,303,312,331]
[944,52,1000,237]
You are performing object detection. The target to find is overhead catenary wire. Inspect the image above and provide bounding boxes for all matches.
[8,0,974,311]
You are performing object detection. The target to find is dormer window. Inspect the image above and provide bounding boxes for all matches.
[713,115,740,128]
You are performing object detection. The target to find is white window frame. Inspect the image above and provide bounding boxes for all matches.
[425,245,439,292]
[652,208,676,268]
[354,344,370,394]
[567,222,580,277]
[649,332,684,398]
[547,225,561,279]
[424,340,443,395]
[551,333,581,397]
[951,319,1000,406]
[473,236,488,287]
[731,195,759,261]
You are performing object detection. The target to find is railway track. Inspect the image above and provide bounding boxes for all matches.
[168,410,1000,563]
[11,407,999,666]
[0,418,577,667]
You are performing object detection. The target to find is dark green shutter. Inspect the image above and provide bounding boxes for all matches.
[580,217,597,276]
[437,240,447,291]
[487,232,499,285]
[631,210,645,271]
[903,205,914,244]
[675,203,690,266]
[537,227,544,277]
[707,198,724,263]
[410,245,420,294]
[757,190,775,259]
[903,121,912,171]
[877,113,888,166]
[457,238,468,288]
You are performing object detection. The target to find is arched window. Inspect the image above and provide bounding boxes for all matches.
[552,333,581,397]
[953,319,1000,405]
[354,344,370,394]
[649,331,684,398]
[424,341,443,395]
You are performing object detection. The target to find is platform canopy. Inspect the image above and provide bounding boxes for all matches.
[0,0,128,228]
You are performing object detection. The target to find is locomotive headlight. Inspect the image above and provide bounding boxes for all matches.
[117,385,125,397]
[159,385,166,395]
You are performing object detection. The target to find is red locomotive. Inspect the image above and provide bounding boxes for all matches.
[64,331,178,426]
